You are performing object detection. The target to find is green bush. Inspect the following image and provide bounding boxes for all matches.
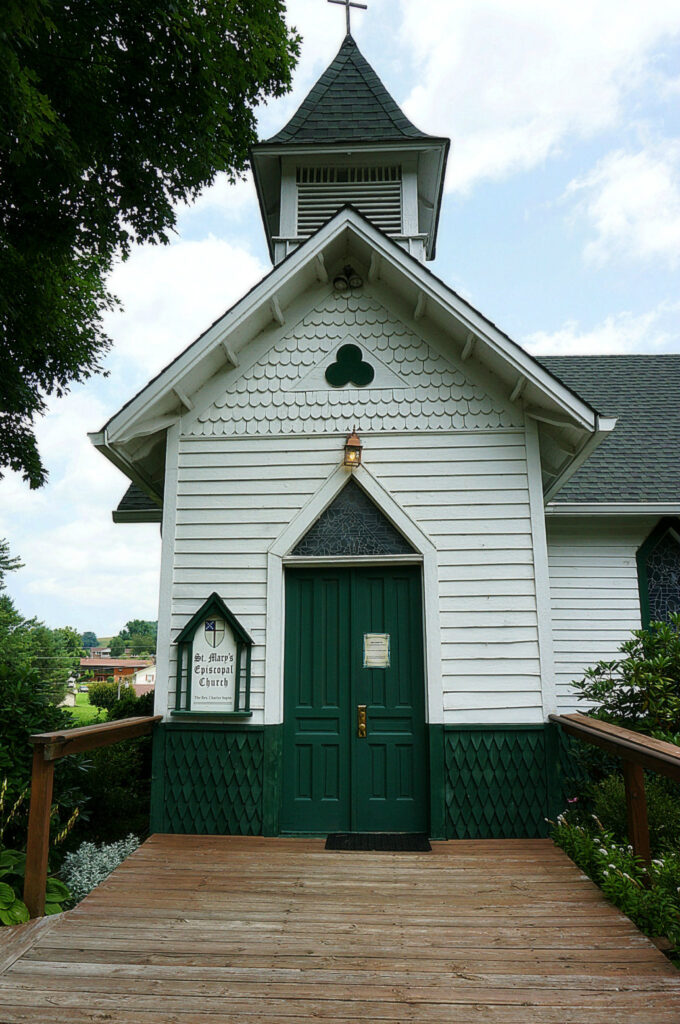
[574,613,680,733]
[86,682,119,712]
[0,849,71,923]
[552,813,680,950]
[107,689,154,720]
[77,687,155,844]
[0,672,84,850]
[590,773,680,854]
[62,835,139,903]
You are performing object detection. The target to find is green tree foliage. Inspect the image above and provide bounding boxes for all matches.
[86,682,120,713]
[1,0,300,486]
[82,688,155,842]
[0,541,22,590]
[0,541,85,847]
[109,619,157,656]
[81,631,98,649]
[109,636,126,658]
[0,597,80,699]
[574,613,680,734]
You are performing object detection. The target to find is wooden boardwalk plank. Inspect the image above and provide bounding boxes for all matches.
[0,835,678,1023]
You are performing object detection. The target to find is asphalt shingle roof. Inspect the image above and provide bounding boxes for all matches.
[264,34,438,145]
[117,484,158,513]
[539,355,680,504]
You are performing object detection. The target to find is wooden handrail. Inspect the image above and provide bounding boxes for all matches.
[24,715,162,918]
[549,712,680,867]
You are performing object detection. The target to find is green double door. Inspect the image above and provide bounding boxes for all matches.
[281,566,428,834]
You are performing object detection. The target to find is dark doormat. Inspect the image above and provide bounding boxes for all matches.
[325,833,431,852]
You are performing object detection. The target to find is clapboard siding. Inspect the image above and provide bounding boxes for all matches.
[547,517,650,711]
[169,430,543,724]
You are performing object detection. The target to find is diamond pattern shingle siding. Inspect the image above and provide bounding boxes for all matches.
[540,355,680,504]
[162,727,264,835]
[265,35,437,145]
[444,728,552,838]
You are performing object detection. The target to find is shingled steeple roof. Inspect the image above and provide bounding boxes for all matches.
[265,34,439,146]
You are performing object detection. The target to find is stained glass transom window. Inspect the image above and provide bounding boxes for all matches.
[292,480,415,557]
[646,531,680,623]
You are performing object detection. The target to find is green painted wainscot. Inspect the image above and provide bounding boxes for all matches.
[150,723,577,840]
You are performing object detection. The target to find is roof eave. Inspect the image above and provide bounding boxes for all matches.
[543,417,618,503]
[95,208,603,488]
[546,502,680,516]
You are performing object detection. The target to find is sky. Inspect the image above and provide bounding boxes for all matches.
[1,0,679,636]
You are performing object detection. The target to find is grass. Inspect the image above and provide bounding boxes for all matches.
[67,691,106,726]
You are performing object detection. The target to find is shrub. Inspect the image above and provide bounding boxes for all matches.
[86,682,119,712]
[107,688,154,720]
[552,812,680,950]
[61,835,139,903]
[590,773,680,854]
[574,613,680,733]
[76,687,155,843]
[0,672,84,849]
[0,849,71,923]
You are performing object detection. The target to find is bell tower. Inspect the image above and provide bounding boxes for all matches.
[251,33,449,266]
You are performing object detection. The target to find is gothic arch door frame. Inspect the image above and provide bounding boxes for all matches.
[264,463,443,835]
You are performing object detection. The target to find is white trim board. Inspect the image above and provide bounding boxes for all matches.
[155,423,180,722]
[547,503,680,516]
[264,463,444,727]
[525,415,558,719]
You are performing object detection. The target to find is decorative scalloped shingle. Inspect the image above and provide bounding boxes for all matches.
[191,293,519,437]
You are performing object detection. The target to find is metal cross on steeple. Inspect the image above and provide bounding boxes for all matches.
[328,0,368,35]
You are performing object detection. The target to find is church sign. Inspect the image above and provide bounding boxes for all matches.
[173,593,253,715]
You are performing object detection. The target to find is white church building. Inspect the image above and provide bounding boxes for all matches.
[92,33,680,840]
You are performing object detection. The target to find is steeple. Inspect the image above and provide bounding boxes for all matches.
[251,35,449,265]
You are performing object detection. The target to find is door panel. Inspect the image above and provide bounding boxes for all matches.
[281,571,351,832]
[281,566,427,834]
[351,568,427,833]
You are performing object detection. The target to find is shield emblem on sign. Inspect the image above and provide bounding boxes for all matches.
[204,618,225,648]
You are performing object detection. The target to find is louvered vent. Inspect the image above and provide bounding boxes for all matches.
[296,166,402,236]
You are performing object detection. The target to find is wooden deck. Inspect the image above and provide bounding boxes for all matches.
[1,835,680,1022]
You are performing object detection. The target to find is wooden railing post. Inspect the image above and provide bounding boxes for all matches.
[622,759,651,868]
[23,716,162,919]
[24,744,55,919]
[549,713,680,876]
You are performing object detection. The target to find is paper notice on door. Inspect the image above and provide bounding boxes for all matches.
[363,633,390,669]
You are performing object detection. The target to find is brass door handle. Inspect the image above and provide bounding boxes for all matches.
[357,705,367,738]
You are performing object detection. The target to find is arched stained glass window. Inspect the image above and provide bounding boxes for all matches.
[637,519,680,626]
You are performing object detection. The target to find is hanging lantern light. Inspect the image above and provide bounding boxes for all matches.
[344,431,363,468]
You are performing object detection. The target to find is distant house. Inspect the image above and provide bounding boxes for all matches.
[132,663,156,697]
[79,658,153,683]
[87,647,111,659]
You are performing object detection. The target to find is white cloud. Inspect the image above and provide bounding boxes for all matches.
[0,233,268,632]
[104,236,267,379]
[177,173,258,224]
[566,144,680,267]
[0,390,162,633]
[524,302,680,356]
[397,0,680,192]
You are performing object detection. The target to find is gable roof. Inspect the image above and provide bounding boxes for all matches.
[265,35,438,146]
[540,355,680,506]
[92,207,608,512]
